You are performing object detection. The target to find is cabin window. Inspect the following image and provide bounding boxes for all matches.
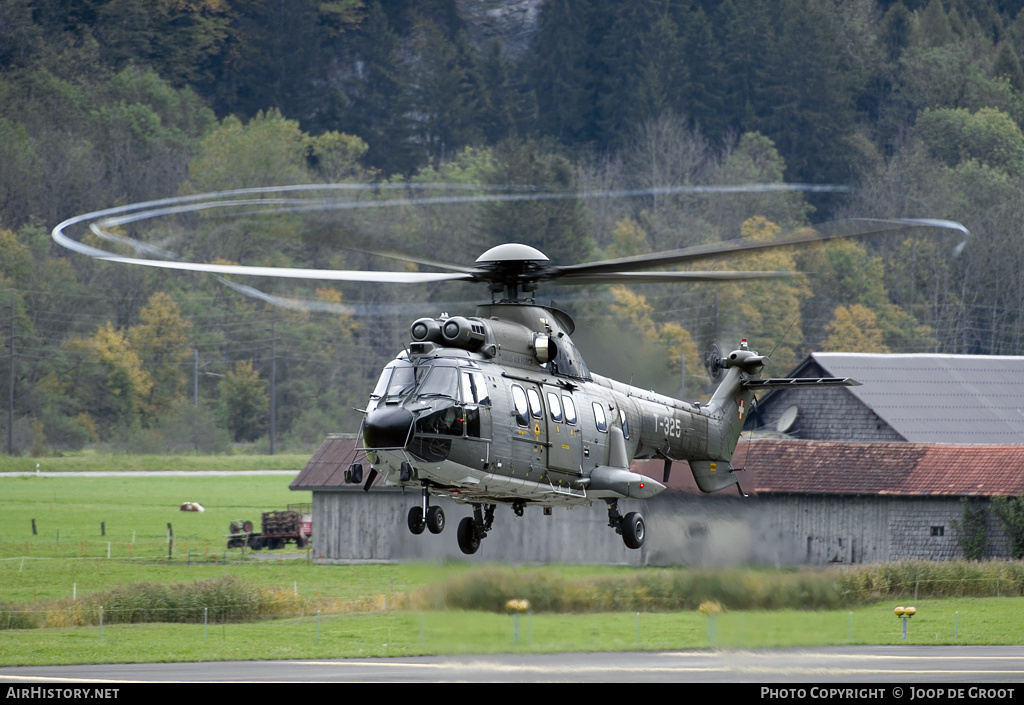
[511,385,529,428]
[527,388,543,419]
[619,409,629,439]
[546,392,563,423]
[930,526,945,537]
[593,403,607,433]
[562,395,577,425]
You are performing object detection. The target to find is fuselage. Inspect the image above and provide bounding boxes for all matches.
[360,303,758,507]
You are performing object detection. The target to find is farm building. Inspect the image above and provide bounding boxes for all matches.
[290,435,1024,565]
[743,352,1024,444]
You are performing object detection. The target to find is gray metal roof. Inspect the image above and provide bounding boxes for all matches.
[807,352,1024,444]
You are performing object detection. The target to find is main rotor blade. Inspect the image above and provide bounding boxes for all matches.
[552,270,797,285]
[335,244,482,275]
[553,218,969,279]
[87,254,474,284]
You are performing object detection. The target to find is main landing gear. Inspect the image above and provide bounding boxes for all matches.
[407,483,445,535]
[606,499,645,549]
[457,503,495,555]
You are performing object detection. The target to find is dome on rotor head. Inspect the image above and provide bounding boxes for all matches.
[475,243,549,264]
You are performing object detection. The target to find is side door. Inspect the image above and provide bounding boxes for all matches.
[508,382,548,476]
[544,385,583,475]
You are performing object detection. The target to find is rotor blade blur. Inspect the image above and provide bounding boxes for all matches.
[88,254,474,283]
[552,270,797,284]
[553,218,969,279]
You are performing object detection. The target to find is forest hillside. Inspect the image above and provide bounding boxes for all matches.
[1,0,1021,454]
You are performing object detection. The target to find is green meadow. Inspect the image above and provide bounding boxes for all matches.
[2,466,1023,666]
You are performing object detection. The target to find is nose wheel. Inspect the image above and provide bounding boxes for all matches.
[408,483,446,536]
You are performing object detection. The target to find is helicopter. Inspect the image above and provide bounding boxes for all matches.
[52,193,968,554]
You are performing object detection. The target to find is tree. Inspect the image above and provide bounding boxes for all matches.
[951,497,988,560]
[715,216,810,371]
[408,22,481,167]
[480,139,592,265]
[991,496,1024,559]
[63,322,154,437]
[916,107,1024,177]
[218,360,268,442]
[597,2,687,147]
[221,0,330,129]
[823,305,889,353]
[342,1,422,176]
[127,292,193,417]
[527,0,609,145]
[185,109,311,192]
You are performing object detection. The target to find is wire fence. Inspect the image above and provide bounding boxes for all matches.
[0,539,310,562]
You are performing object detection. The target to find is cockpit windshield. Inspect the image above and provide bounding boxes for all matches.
[370,360,421,401]
[415,366,460,399]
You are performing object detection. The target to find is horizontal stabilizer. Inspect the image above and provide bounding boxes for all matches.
[742,377,860,390]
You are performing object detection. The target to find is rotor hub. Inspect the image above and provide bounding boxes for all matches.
[474,243,551,302]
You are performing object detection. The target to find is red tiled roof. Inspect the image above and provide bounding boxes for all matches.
[745,439,1024,497]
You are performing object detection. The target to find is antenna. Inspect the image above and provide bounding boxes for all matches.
[767,315,800,360]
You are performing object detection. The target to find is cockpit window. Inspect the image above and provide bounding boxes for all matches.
[371,361,418,400]
[370,368,393,399]
[461,370,491,406]
[417,366,460,399]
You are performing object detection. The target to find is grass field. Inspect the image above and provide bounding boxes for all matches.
[0,451,311,474]
[2,464,1023,666]
[1,597,1020,666]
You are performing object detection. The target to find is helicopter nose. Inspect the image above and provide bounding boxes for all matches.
[362,406,414,449]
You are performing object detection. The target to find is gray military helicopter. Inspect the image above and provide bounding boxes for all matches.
[342,218,966,554]
[52,195,967,555]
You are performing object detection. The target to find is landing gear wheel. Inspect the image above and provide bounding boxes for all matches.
[426,505,445,534]
[407,506,426,535]
[622,512,645,549]
[457,517,480,554]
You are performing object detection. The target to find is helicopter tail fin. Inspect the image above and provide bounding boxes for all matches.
[688,459,739,493]
[690,343,763,492]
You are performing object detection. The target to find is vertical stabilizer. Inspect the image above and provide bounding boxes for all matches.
[689,345,764,493]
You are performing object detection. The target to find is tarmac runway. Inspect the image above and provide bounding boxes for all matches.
[1,646,1023,683]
